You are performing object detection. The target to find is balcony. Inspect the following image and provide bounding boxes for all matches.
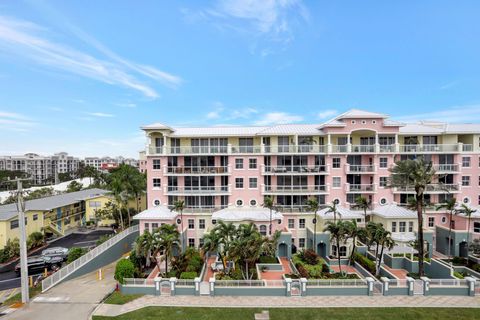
[331,145,348,153]
[164,185,231,196]
[264,145,327,154]
[379,145,395,153]
[149,146,229,155]
[393,183,461,194]
[164,166,231,176]
[351,145,376,153]
[345,164,375,174]
[231,146,261,154]
[262,165,328,175]
[399,144,460,153]
[433,164,459,173]
[262,185,328,195]
[462,144,473,152]
[345,184,376,193]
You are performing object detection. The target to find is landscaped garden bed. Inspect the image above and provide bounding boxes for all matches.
[293,249,359,279]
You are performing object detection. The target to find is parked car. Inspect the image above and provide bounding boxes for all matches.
[15,256,63,276]
[41,247,69,261]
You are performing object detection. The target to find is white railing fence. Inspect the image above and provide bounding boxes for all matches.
[306,279,367,287]
[41,225,139,292]
[123,278,155,287]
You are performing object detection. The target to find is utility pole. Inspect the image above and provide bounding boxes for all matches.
[15,180,29,304]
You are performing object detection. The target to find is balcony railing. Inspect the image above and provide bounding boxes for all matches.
[394,183,460,193]
[433,164,459,173]
[165,185,231,195]
[262,165,328,174]
[346,184,376,192]
[149,146,229,155]
[346,164,375,173]
[231,146,261,153]
[351,145,376,153]
[331,145,348,153]
[165,166,230,175]
[262,185,328,194]
[462,144,473,152]
[399,144,460,153]
[379,145,395,152]
[264,145,327,154]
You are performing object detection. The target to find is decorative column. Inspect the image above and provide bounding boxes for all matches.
[209,277,215,297]
[406,276,415,296]
[285,278,292,297]
[380,277,389,296]
[300,278,308,296]
[154,277,161,296]
[170,277,177,296]
[366,277,375,296]
[194,277,201,296]
[420,276,430,296]
[465,277,476,297]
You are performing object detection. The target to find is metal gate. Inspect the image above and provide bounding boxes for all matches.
[413,280,424,295]
[291,280,301,296]
[200,281,210,295]
[160,280,171,296]
[373,281,383,296]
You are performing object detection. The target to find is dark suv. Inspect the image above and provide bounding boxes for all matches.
[41,247,69,261]
[14,256,63,276]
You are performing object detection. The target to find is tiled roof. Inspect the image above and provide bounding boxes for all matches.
[399,123,445,134]
[371,204,417,219]
[257,124,322,135]
[0,188,109,221]
[132,206,178,220]
[212,207,283,222]
[336,109,388,119]
[170,126,268,137]
[318,206,363,220]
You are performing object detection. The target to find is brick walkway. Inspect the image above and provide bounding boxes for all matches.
[260,258,292,280]
[93,294,480,317]
[203,256,217,281]
[383,265,408,279]
[329,265,358,275]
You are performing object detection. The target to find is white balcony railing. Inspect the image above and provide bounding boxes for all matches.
[379,145,396,152]
[165,166,230,175]
[394,183,460,193]
[351,145,376,153]
[262,185,328,194]
[346,184,376,192]
[399,144,460,153]
[331,145,348,153]
[433,164,459,173]
[345,164,375,173]
[165,185,231,195]
[262,165,328,174]
[264,145,327,154]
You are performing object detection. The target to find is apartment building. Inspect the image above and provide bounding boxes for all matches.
[83,156,139,171]
[137,109,480,257]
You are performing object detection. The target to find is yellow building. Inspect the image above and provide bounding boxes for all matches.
[0,188,111,249]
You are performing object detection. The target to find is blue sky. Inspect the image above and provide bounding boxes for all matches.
[1,0,479,157]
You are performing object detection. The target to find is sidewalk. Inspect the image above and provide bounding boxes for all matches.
[94,294,480,317]
[4,261,117,320]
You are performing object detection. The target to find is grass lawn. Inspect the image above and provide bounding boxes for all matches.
[103,291,144,305]
[92,307,479,320]
[2,286,42,306]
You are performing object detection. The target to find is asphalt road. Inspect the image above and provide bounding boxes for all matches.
[0,229,113,291]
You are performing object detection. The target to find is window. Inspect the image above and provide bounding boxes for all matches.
[333,177,341,188]
[372,120,377,124]
[332,158,341,168]
[10,220,19,229]
[299,218,305,229]
[361,120,367,124]
[380,198,387,205]
[235,158,244,169]
[188,238,195,248]
[259,225,267,236]
[144,223,149,231]
[441,217,447,224]
[408,221,414,232]
[188,219,194,229]
[199,238,204,247]
[333,198,340,205]
[399,221,406,232]
[249,158,257,169]
[379,177,388,187]
[153,199,160,206]
[235,177,244,189]
[351,120,356,124]
[463,197,470,204]
[288,219,295,229]
[379,157,388,168]
[153,178,161,188]
[236,199,243,206]
[89,201,101,208]
[250,199,257,206]
[153,159,161,170]
[462,176,470,186]
[249,177,258,189]
[428,217,435,227]
[199,219,205,229]
[339,246,347,257]
[299,238,305,248]
[474,222,480,233]
[462,157,471,168]
[33,214,38,221]
[391,222,397,232]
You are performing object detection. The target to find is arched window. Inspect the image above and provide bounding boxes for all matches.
[259,225,267,236]
[331,245,337,257]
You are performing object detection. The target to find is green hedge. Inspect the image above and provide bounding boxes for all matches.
[354,253,376,274]
[180,271,197,279]
[258,256,278,264]
[115,259,135,284]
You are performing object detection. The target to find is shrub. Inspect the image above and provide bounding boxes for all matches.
[258,256,277,264]
[354,253,376,274]
[303,249,319,265]
[452,256,466,266]
[180,271,197,279]
[114,259,135,284]
[67,247,87,263]
[27,232,45,250]
[321,263,330,273]
[4,238,20,260]
[0,249,9,263]
[296,264,309,278]
[96,235,111,246]
[304,264,323,278]
[453,271,465,279]
[472,264,480,272]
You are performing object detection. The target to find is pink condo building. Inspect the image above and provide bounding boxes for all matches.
[136,109,480,258]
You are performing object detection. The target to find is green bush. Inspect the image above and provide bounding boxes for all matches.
[180,271,197,279]
[114,259,135,284]
[453,271,465,279]
[303,249,319,265]
[296,264,309,278]
[472,264,480,272]
[0,249,9,263]
[258,256,278,264]
[452,256,467,266]
[4,238,20,260]
[27,232,45,250]
[354,253,376,274]
[96,235,111,246]
[67,247,87,263]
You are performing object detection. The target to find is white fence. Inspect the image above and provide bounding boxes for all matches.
[388,279,408,287]
[41,225,139,292]
[429,279,467,287]
[123,278,155,287]
[176,279,196,287]
[306,279,367,287]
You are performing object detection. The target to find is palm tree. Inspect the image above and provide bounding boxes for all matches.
[344,220,364,265]
[201,231,221,261]
[216,221,237,270]
[263,230,281,257]
[325,201,341,223]
[375,228,395,276]
[152,224,180,274]
[109,178,126,229]
[436,197,457,261]
[135,230,153,269]
[230,227,264,280]
[324,220,347,274]
[389,157,435,276]
[306,197,320,253]
[460,204,477,256]
[353,196,370,222]
[262,196,275,236]
[171,200,186,252]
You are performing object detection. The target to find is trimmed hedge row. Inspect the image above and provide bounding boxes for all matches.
[354,253,376,274]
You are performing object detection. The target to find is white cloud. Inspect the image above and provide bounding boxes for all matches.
[0,16,182,98]
[0,110,36,131]
[206,111,221,119]
[317,109,338,119]
[115,103,137,108]
[85,112,115,118]
[394,105,480,123]
[227,107,259,120]
[253,112,302,125]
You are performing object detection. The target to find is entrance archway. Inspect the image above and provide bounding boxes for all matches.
[278,243,288,257]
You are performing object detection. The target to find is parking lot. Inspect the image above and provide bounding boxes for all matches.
[0,229,114,291]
